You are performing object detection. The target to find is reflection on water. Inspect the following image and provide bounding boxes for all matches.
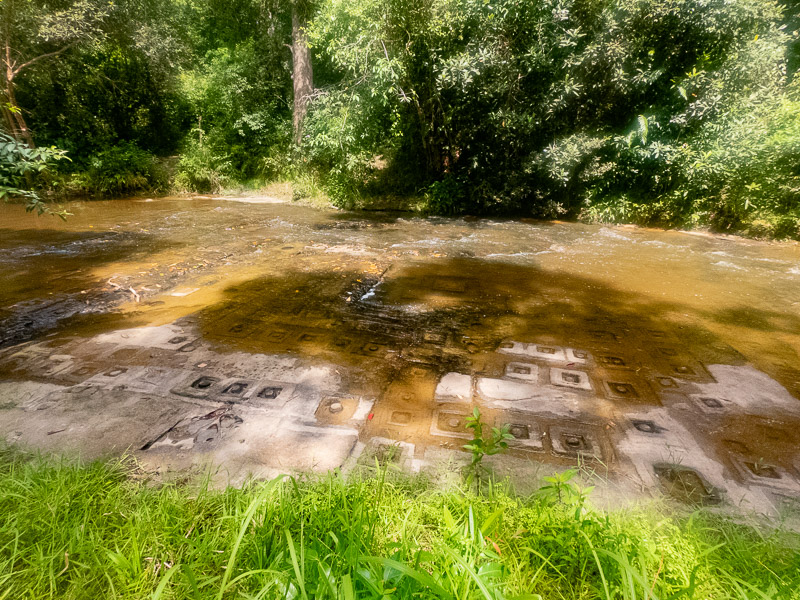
[3,197,796,394]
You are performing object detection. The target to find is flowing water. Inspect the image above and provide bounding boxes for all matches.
[1,196,799,511]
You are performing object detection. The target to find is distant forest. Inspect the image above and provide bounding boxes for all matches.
[3,0,800,237]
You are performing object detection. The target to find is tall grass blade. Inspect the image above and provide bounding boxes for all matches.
[341,573,355,600]
[285,528,308,600]
[151,565,181,600]
[182,564,202,600]
[443,545,496,600]
[362,556,451,598]
[217,475,285,600]
[579,530,611,600]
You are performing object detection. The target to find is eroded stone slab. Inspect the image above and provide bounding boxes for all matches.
[434,373,472,402]
[94,324,193,350]
[505,362,539,381]
[477,378,538,401]
[0,388,208,459]
[615,407,774,513]
[498,342,567,361]
[252,422,359,473]
[2,303,800,520]
[430,409,473,440]
[691,365,800,417]
[495,412,544,451]
[550,368,592,391]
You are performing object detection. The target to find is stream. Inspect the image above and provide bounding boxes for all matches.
[1,196,799,512]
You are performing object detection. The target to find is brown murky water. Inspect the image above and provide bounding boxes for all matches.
[1,196,800,508]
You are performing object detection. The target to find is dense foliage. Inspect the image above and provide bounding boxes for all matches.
[1,449,798,599]
[0,131,68,215]
[4,0,800,237]
[304,0,800,234]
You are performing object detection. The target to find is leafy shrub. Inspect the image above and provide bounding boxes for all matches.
[173,138,232,193]
[423,175,468,215]
[178,41,292,184]
[0,131,69,215]
[260,144,292,181]
[72,142,165,195]
[299,85,387,207]
[463,407,513,488]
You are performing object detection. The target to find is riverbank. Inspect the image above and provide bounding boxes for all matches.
[1,447,798,599]
[3,197,800,537]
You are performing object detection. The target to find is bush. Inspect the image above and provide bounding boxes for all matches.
[178,40,292,185]
[173,138,232,193]
[0,131,69,215]
[298,86,386,208]
[71,142,166,196]
[423,175,468,215]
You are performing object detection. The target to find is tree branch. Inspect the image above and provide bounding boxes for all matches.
[14,41,80,76]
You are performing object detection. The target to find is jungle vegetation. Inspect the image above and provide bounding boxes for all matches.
[2,0,800,238]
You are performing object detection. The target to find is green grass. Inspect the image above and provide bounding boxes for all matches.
[0,448,798,599]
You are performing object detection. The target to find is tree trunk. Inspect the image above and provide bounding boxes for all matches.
[3,77,34,147]
[292,0,313,146]
[0,98,15,136]
[2,7,34,148]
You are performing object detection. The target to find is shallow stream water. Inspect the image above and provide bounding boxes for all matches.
[1,196,799,510]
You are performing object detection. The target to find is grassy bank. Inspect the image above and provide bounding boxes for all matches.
[0,450,798,599]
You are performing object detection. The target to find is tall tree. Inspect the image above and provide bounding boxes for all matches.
[0,0,110,145]
[292,0,313,145]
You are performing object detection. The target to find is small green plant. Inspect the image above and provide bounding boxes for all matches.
[538,468,579,504]
[537,468,596,520]
[463,407,514,488]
